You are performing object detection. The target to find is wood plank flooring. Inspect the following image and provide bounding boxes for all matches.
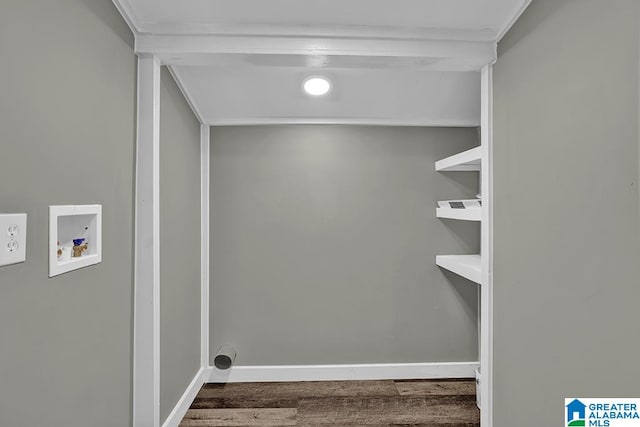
[181,379,479,426]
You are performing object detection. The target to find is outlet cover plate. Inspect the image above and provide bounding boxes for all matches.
[0,213,27,267]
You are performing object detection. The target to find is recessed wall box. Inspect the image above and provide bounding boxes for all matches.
[49,205,102,277]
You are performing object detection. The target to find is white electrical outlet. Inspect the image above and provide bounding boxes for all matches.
[0,213,27,267]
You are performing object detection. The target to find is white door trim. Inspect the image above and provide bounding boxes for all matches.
[200,125,210,369]
[129,41,497,427]
[135,33,496,72]
[480,64,494,427]
[133,54,161,427]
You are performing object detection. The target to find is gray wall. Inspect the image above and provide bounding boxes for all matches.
[493,1,640,425]
[160,68,202,422]
[0,1,136,426]
[210,125,479,366]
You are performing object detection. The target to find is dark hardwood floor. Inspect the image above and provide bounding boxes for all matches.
[180,379,479,426]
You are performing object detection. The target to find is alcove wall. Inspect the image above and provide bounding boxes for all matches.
[209,125,480,366]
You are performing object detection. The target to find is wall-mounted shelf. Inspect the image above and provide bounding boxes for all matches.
[435,149,483,280]
[49,205,102,277]
[436,207,481,221]
[436,254,481,284]
[437,199,481,221]
[435,146,482,171]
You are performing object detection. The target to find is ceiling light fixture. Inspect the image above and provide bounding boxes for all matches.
[303,76,331,96]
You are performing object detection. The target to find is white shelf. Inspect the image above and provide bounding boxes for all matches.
[435,146,482,171]
[436,208,481,221]
[436,254,482,284]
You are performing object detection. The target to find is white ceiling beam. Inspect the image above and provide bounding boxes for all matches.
[203,117,480,127]
[136,34,497,71]
[136,22,497,42]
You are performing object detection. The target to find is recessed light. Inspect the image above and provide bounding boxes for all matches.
[303,76,331,96]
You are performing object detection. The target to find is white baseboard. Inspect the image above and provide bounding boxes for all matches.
[162,367,208,427]
[206,362,479,383]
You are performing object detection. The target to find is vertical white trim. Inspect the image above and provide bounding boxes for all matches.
[134,55,161,427]
[200,125,210,369]
[480,64,494,427]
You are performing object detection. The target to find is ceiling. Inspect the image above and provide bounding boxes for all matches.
[115,0,531,125]
[175,67,481,126]
[120,0,527,37]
